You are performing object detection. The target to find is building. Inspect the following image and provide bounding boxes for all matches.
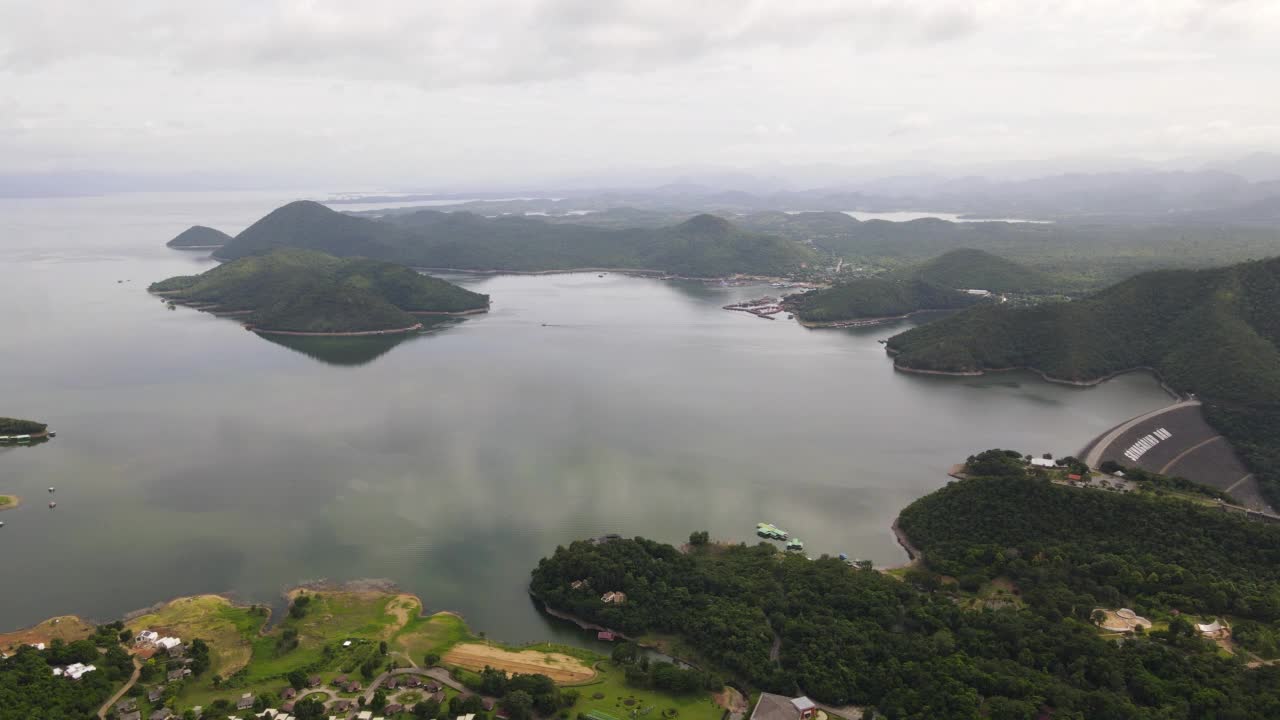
[149,709,174,720]
[749,693,818,720]
[1197,619,1229,638]
[156,637,182,652]
[597,631,617,641]
[120,712,142,720]
[115,699,138,714]
[148,686,166,703]
[1030,458,1056,468]
[135,630,160,645]
[236,693,255,710]
[601,591,627,604]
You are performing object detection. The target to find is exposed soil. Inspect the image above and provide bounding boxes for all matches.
[443,643,596,683]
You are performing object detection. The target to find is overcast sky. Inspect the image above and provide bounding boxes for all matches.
[2,0,1278,189]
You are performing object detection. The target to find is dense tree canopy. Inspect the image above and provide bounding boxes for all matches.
[531,468,1280,719]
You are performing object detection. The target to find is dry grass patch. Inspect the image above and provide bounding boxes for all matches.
[126,595,264,676]
[0,616,94,653]
[443,643,596,683]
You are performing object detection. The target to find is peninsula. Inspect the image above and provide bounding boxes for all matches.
[886,255,1280,507]
[166,225,233,249]
[0,583,730,720]
[0,416,49,441]
[783,277,981,326]
[532,450,1280,719]
[149,249,489,335]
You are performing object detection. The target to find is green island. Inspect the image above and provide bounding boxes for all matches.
[149,248,489,335]
[0,416,49,442]
[884,255,1280,506]
[0,586,733,720]
[0,494,17,509]
[531,451,1280,719]
[199,201,818,278]
[166,226,233,249]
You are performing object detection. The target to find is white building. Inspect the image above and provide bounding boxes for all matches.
[136,630,160,645]
[1030,458,1056,468]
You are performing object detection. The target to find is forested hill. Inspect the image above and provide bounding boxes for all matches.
[530,517,1280,718]
[0,417,46,435]
[211,201,818,277]
[783,278,981,324]
[166,225,232,248]
[886,257,1280,505]
[894,248,1054,293]
[149,249,488,333]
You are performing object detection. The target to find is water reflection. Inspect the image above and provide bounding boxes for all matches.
[246,319,463,366]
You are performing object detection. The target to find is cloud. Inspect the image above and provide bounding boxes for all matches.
[0,1,979,87]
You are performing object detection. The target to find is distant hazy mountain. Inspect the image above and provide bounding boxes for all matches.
[213,201,818,277]
[166,225,233,248]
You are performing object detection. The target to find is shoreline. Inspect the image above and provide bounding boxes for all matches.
[409,306,490,316]
[891,362,1182,398]
[796,310,928,328]
[0,494,21,511]
[248,323,425,337]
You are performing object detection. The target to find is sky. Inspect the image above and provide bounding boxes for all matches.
[2,0,1279,190]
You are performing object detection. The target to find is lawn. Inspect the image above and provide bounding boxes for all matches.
[570,662,726,720]
[393,610,474,663]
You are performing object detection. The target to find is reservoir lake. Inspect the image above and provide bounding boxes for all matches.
[0,191,1173,645]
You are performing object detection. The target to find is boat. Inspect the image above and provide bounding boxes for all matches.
[755,523,790,540]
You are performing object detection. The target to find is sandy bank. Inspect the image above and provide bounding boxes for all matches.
[0,494,21,511]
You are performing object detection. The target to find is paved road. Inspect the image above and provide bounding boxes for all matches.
[96,657,142,720]
[361,666,494,706]
[1082,399,1201,468]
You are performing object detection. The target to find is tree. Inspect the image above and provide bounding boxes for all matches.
[502,690,535,720]
[379,640,388,655]
[688,531,710,546]
[371,689,388,712]
[425,652,441,666]
[288,669,308,691]
[294,697,326,720]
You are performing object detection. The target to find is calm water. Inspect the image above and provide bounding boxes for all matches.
[0,192,1170,645]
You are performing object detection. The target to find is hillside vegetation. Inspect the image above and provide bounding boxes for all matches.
[150,249,488,333]
[531,502,1280,719]
[895,248,1055,293]
[784,278,981,324]
[166,225,233,248]
[212,201,818,277]
[886,256,1280,504]
[0,417,46,435]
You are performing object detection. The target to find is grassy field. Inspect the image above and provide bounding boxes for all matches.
[126,587,724,720]
[570,661,726,720]
[126,595,266,678]
[393,610,473,662]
